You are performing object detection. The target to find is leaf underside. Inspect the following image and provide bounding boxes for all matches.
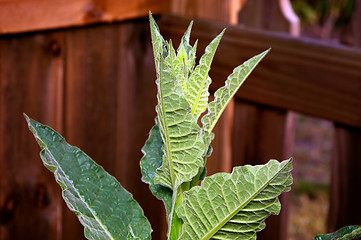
[177,159,293,240]
[154,58,206,189]
[185,30,224,119]
[25,116,152,240]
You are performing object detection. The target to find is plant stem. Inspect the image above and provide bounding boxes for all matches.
[168,183,190,239]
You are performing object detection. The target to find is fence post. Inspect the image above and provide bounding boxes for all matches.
[328,1,361,231]
[329,125,361,230]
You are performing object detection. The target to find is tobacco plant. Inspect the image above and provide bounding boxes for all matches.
[25,13,294,239]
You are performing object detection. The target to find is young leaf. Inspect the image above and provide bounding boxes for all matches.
[140,124,173,219]
[177,20,193,57]
[25,115,152,240]
[177,159,293,240]
[314,226,361,240]
[185,30,225,119]
[154,57,206,190]
[202,49,270,135]
[167,23,198,95]
[149,12,167,73]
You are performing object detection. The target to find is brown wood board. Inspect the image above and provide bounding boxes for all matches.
[0,30,64,239]
[158,14,361,128]
[0,0,169,34]
[329,125,361,230]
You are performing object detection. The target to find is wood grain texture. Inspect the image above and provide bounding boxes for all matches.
[63,24,120,240]
[158,14,361,128]
[329,125,361,231]
[328,3,361,232]
[0,31,64,239]
[0,0,169,34]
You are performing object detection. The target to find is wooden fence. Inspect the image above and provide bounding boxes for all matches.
[1,1,361,240]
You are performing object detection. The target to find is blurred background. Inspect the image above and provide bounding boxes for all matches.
[1,0,361,239]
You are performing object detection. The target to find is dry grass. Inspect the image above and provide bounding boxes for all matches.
[288,114,333,239]
[289,183,329,239]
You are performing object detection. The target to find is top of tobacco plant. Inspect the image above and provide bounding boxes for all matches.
[140,13,292,240]
[26,12,293,240]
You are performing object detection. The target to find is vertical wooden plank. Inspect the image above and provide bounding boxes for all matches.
[64,19,164,239]
[64,23,120,240]
[328,125,361,231]
[232,100,292,240]
[0,31,64,239]
[115,19,165,239]
[328,3,361,232]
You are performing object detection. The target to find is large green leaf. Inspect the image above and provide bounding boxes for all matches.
[202,49,270,136]
[185,30,224,119]
[314,226,361,240]
[153,56,206,190]
[25,115,152,240]
[177,159,293,240]
[140,124,173,218]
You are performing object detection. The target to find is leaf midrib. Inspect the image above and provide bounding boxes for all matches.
[206,68,243,133]
[41,143,116,240]
[205,50,269,134]
[201,161,291,240]
[190,66,210,115]
[159,60,176,188]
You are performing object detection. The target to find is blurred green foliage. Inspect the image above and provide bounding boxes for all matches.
[291,0,354,26]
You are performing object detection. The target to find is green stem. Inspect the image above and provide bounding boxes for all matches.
[168,183,191,239]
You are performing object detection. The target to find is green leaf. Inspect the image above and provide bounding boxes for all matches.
[170,23,198,94]
[25,115,152,240]
[149,12,167,73]
[185,30,225,119]
[168,40,187,88]
[177,159,293,240]
[154,55,206,190]
[177,20,193,57]
[202,49,270,136]
[314,226,361,240]
[140,124,173,219]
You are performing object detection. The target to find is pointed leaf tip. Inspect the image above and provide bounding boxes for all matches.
[201,48,270,136]
[27,118,152,240]
[23,113,30,123]
[185,29,225,119]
